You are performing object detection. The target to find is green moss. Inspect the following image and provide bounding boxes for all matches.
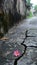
[27,11,33,18]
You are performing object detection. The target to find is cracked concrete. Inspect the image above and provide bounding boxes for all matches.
[0,17,37,65]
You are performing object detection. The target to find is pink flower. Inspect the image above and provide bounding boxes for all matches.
[13,50,20,57]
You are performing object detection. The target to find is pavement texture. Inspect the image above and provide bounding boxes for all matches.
[0,17,37,65]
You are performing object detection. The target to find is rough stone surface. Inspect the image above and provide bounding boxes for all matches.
[0,17,37,65]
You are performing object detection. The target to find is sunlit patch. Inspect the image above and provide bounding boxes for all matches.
[13,50,20,57]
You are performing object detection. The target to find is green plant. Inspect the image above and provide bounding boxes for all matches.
[27,11,33,18]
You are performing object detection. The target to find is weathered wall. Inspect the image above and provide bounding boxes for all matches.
[17,0,26,16]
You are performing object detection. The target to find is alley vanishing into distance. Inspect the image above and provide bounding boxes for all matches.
[0,17,37,65]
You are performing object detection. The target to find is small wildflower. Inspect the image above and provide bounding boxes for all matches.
[13,50,20,57]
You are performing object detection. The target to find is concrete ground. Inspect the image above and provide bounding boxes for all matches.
[0,17,37,65]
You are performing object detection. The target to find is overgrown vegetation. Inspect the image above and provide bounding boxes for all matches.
[25,0,32,18]
[27,11,33,18]
[34,5,37,16]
